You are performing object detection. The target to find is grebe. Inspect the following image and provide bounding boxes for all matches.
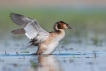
[10,13,74,55]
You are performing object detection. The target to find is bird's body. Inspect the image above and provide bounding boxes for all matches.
[37,30,65,54]
[10,13,74,55]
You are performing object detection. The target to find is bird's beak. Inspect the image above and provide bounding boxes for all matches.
[68,26,75,30]
[67,24,75,30]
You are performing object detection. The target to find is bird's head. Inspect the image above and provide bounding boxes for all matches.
[54,21,75,31]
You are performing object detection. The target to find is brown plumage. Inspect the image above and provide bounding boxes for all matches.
[36,32,57,54]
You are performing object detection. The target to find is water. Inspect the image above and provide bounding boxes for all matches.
[0,52,106,71]
[0,36,106,71]
[0,33,106,71]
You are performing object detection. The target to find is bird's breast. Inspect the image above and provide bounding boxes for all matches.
[40,33,65,54]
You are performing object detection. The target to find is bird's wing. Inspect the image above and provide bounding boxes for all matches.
[11,28,26,34]
[10,13,49,41]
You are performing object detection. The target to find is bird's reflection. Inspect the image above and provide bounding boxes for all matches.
[30,55,63,71]
[37,55,62,71]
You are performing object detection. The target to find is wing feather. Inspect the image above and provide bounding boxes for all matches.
[10,13,49,42]
[24,23,38,39]
[10,13,27,27]
[11,28,26,34]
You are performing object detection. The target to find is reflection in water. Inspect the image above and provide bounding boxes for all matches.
[28,55,63,71]
[37,55,62,71]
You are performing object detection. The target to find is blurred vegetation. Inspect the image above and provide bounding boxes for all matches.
[0,7,106,45]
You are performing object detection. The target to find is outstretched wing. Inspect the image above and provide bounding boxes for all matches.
[10,13,49,42]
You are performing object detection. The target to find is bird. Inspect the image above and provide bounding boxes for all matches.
[10,13,74,55]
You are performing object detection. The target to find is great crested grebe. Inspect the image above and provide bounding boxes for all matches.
[10,13,74,55]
